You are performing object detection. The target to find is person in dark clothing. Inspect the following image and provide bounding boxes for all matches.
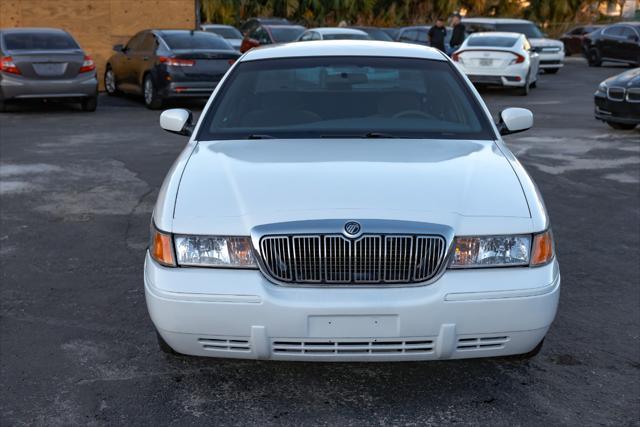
[449,13,466,55]
[428,18,447,51]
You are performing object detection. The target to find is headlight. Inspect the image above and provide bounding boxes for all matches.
[598,82,607,92]
[174,235,257,268]
[450,234,531,268]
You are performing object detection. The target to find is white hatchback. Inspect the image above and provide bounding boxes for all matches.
[453,32,540,95]
[146,41,559,361]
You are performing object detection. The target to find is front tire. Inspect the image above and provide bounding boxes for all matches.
[156,331,179,355]
[607,121,637,130]
[143,74,163,110]
[80,95,97,112]
[545,68,560,74]
[587,48,602,67]
[104,66,118,96]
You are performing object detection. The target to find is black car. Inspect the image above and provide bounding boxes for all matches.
[104,30,239,109]
[240,17,292,36]
[584,22,640,67]
[395,26,452,47]
[348,26,394,41]
[594,68,640,130]
[559,25,602,55]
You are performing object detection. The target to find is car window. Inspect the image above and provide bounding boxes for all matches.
[204,27,242,39]
[494,23,543,39]
[125,32,145,52]
[139,33,157,52]
[603,26,623,37]
[299,32,314,41]
[311,31,322,41]
[417,29,428,43]
[197,56,493,141]
[253,27,271,44]
[619,27,637,39]
[467,36,518,47]
[162,31,232,50]
[399,30,417,41]
[270,27,305,43]
[3,31,79,50]
[465,23,495,34]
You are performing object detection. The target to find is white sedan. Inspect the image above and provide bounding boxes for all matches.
[453,32,540,95]
[297,27,371,41]
[146,40,559,361]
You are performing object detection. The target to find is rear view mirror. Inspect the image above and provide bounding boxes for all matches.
[160,109,193,136]
[113,44,124,52]
[497,108,533,135]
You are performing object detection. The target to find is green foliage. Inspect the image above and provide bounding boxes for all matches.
[200,0,620,28]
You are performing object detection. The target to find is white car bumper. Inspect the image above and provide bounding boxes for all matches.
[538,50,565,69]
[456,64,529,88]
[144,252,560,361]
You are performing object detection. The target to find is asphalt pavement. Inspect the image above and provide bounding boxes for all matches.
[1,57,639,425]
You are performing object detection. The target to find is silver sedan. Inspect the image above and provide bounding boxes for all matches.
[0,28,98,112]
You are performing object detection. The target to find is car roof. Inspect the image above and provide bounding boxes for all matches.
[468,31,523,38]
[399,25,430,30]
[463,18,533,24]
[201,24,236,29]
[240,40,447,62]
[263,24,305,30]
[307,28,368,35]
[0,27,70,34]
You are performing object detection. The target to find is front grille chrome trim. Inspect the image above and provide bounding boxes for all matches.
[252,220,454,287]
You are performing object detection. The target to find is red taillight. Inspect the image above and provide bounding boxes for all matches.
[79,55,95,73]
[0,56,20,75]
[159,56,195,67]
[227,58,236,65]
[511,53,525,64]
[452,51,462,62]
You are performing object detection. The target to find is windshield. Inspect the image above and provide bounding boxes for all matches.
[204,27,242,39]
[197,56,494,141]
[467,36,518,47]
[270,27,305,42]
[3,31,79,50]
[495,23,543,39]
[163,32,232,50]
[324,33,370,40]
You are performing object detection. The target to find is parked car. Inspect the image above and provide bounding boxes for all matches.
[594,67,640,130]
[240,17,292,36]
[297,28,370,41]
[104,30,239,109]
[148,41,559,361]
[0,27,97,112]
[349,26,395,41]
[453,32,539,96]
[583,22,640,67]
[396,25,452,48]
[463,18,565,73]
[200,24,243,51]
[381,27,400,40]
[240,24,305,53]
[559,25,602,55]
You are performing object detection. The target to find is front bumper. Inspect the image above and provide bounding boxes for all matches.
[0,72,97,100]
[538,51,565,69]
[144,252,560,361]
[594,93,640,125]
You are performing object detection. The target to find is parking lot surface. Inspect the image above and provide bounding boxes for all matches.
[1,58,638,425]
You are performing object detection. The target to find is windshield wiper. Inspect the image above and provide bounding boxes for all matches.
[246,134,275,139]
[320,132,406,139]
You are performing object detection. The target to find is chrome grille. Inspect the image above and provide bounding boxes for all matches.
[259,234,446,285]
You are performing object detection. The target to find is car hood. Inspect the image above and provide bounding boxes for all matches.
[172,139,531,233]
[605,68,640,88]
[529,38,563,48]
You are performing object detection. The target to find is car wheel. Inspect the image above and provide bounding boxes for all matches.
[104,67,118,96]
[607,121,637,130]
[508,338,545,360]
[156,331,179,355]
[143,75,163,110]
[545,68,559,74]
[80,96,97,112]
[587,48,602,67]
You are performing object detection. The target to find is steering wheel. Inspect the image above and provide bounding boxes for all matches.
[392,110,435,120]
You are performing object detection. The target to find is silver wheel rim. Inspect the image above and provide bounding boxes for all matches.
[105,70,115,93]
[144,78,153,105]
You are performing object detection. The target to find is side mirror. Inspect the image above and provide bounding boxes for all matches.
[113,44,124,52]
[497,108,533,135]
[160,109,193,136]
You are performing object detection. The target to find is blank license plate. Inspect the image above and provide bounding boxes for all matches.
[33,63,67,76]
[479,58,493,66]
[308,315,399,337]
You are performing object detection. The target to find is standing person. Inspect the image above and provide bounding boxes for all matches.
[428,18,447,52]
[449,13,466,55]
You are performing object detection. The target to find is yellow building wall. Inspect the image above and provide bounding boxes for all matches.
[0,0,196,89]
